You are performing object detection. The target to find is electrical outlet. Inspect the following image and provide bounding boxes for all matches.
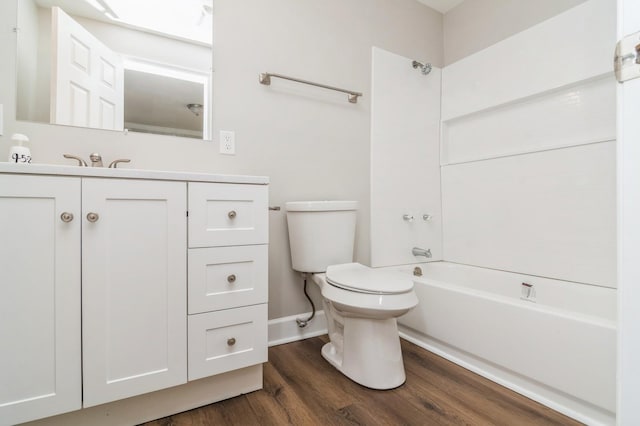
[219,130,235,155]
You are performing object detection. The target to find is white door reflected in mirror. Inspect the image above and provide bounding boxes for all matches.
[51,7,124,130]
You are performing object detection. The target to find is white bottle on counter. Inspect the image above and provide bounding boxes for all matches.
[7,133,31,164]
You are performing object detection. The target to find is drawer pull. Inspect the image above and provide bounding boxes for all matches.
[227,337,236,346]
[227,274,237,283]
[87,212,100,223]
[60,212,74,222]
[228,210,237,219]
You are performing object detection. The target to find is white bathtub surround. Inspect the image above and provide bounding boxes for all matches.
[441,75,616,165]
[428,2,617,423]
[441,0,614,122]
[396,262,616,426]
[441,141,616,287]
[440,0,616,286]
[370,47,442,267]
[440,0,616,287]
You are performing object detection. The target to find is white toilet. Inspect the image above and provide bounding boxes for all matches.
[286,200,418,390]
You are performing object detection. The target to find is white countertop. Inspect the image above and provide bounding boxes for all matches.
[0,163,269,185]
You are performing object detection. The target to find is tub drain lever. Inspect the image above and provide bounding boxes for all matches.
[521,282,536,301]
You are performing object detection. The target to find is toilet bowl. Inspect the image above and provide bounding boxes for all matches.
[285,201,420,389]
[313,263,418,389]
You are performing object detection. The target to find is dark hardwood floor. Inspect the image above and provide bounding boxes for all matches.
[145,336,581,425]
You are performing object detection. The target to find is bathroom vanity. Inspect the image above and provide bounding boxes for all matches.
[0,164,269,426]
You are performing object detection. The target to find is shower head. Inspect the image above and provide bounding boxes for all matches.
[412,60,432,75]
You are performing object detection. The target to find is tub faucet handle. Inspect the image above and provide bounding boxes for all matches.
[403,214,414,222]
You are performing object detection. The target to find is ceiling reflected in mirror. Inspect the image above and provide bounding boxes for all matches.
[52,0,213,45]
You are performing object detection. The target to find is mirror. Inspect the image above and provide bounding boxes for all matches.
[15,0,213,139]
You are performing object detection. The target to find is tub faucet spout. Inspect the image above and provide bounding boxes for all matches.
[412,247,432,258]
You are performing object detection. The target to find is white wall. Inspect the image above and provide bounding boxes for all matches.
[443,0,587,65]
[441,0,616,287]
[211,0,443,319]
[0,0,443,321]
[370,47,442,267]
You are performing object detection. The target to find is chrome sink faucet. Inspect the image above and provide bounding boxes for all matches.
[412,247,432,258]
[63,153,131,168]
[89,153,103,167]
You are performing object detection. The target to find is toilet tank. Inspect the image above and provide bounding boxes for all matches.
[286,201,358,273]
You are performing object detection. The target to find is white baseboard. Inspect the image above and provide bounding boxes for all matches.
[399,326,615,426]
[268,310,328,347]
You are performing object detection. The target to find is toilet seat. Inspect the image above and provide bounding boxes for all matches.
[314,273,418,318]
[326,263,414,295]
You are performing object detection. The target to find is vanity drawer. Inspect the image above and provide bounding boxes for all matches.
[188,245,268,314]
[188,304,267,381]
[188,183,268,248]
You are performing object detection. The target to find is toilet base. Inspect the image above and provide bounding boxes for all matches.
[321,314,407,390]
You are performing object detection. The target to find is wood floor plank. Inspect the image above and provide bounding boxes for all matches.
[143,336,582,426]
[401,342,576,426]
[244,362,325,425]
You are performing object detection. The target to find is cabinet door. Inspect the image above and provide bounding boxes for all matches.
[81,179,187,407]
[0,175,81,424]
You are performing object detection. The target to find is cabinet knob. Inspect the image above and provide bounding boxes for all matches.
[227,274,237,283]
[60,212,74,223]
[228,210,237,219]
[87,212,100,223]
[227,337,236,346]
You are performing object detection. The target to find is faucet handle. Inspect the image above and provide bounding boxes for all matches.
[108,159,131,168]
[63,154,88,167]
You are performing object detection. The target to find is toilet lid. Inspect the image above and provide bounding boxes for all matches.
[325,263,414,295]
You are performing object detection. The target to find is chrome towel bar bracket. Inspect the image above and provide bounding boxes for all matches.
[259,72,362,103]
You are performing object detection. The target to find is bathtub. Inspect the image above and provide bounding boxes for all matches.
[391,261,616,426]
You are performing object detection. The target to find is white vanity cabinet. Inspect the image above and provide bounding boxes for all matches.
[0,174,82,425]
[0,166,269,425]
[81,178,187,407]
[187,183,268,381]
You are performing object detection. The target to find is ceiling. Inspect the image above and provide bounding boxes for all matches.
[416,0,465,14]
